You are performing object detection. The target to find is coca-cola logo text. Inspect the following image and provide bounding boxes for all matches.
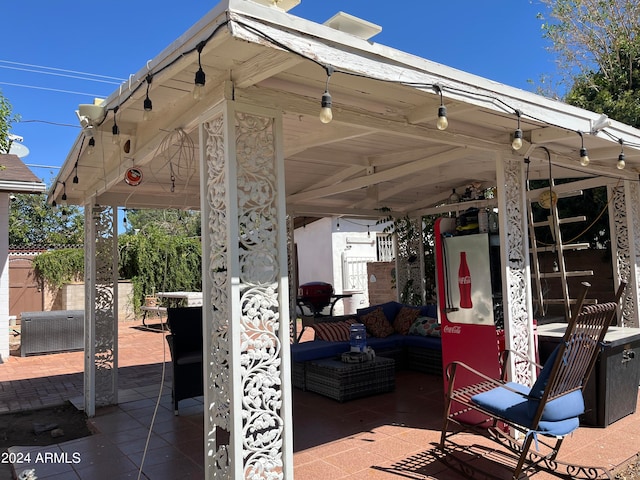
[444,325,462,334]
[458,276,471,284]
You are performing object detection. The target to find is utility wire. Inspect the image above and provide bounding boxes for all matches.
[0,81,104,98]
[0,59,125,82]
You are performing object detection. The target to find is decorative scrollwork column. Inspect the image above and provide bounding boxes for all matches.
[609,182,640,327]
[200,101,292,479]
[83,203,118,417]
[496,154,534,385]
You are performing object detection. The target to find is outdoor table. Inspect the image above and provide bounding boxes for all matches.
[156,291,203,308]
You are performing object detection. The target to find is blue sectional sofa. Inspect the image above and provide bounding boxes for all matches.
[291,301,443,389]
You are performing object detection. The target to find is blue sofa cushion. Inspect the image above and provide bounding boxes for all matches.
[401,334,442,350]
[420,304,438,318]
[291,340,348,362]
[357,301,403,323]
[366,334,406,350]
[471,382,580,436]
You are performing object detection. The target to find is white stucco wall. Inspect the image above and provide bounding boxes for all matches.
[294,217,390,315]
[294,218,334,286]
[0,194,9,360]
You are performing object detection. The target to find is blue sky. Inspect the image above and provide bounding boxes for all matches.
[3,1,554,187]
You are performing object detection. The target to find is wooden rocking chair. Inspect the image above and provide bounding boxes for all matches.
[440,282,626,479]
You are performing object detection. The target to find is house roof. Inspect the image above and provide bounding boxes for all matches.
[0,154,46,194]
[50,0,640,219]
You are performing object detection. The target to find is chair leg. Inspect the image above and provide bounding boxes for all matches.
[440,395,453,448]
[512,432,535,479]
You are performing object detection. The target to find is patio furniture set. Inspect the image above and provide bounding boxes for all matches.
[290,301,444,401]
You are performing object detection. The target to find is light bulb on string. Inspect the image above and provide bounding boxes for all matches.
[512,110,523,150]
[87,137,95,156]
[143,75,153,121]
[578,131,590,166]
[434,84,448,130]
[577,131,590,166]
[319,66,334,124]
[193,42,206,100]
[617,139,626,169]
[112,107,120,145]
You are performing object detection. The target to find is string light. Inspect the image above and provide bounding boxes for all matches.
[578,131,590,166]
[512,109,523,150]
[73,162,79,183]
[87,136,95,156]
[193,42,206,100]
[319,66,334,124]
[617,139,626,170]
[434,84,448,130]
[336,218,340,231]
[143,75,153,121]
[70,18,640,181]
[112,106,120,144]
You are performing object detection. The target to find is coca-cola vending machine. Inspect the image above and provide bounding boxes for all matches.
[435,216,503,424]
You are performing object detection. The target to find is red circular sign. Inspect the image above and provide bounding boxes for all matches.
[124,167,143,186]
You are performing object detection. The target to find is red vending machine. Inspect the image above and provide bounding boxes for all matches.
[435,216,503,424]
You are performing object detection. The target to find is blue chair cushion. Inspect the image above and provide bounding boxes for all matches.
[471,381,581,436]
[530,345,560,399]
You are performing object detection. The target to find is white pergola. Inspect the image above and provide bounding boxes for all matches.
[50,1,640,478]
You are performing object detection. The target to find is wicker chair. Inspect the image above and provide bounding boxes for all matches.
[165,306,203,415]
[440,282,625,479]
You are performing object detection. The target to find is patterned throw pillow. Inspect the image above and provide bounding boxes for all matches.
[393,306,420,335]
[359,307,395,338]
[311,321,351,342]
[408,316,441,337]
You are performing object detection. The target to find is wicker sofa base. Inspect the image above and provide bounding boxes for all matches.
[304,356,395,402]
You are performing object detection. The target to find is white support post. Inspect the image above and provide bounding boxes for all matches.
[200,97,293,479]
[495,152,536,385]
[609,181,640,327]
[83,202,118,417]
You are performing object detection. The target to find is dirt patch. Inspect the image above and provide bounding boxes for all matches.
[0,402,92,478]
[616,455,640,479]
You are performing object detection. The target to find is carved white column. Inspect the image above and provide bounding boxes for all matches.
[496,153,535,385]
[200,100,293,479]
[609,182,640,327]
[84,203,118,417]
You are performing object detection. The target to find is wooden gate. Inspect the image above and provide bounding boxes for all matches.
[9,257,43,317]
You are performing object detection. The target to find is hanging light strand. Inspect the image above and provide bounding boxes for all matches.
[512,109,523,150]
[319,65,334,124]
[577,131,590,166]
[617,138,626,169]
[193,42,206,100]
[434,84,448,130]
[143,75,153,120]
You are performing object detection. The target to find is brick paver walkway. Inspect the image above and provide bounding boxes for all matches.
[0,320,170,414]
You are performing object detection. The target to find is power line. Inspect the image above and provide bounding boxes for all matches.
[19,119,81,128]
[0,64,123,85]
[0,81,104,98]
[0,59,125,82]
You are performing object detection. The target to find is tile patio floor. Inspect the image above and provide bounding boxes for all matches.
[1,318,639,479]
